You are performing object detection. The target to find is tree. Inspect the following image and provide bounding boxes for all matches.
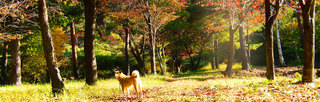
[299,0,316,83]
[140,0,185,75]
[84,0,98,85]
[275,20,286,66]
[70,22,79,79]
[1,42,8,85]
[225,18,239,76]
[38,0,64,93]
[1,0,37,85]
[265,0,283,80]
[203,0,263,76]
[10,39,21,85]
[239,22,251,71]
[54,0,83,80]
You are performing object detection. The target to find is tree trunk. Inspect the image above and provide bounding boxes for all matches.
[247,26,251,66]
[296,10,304,48]
[84,0,98,85]
[150,32,156,75]
[301,1,315,83]
[239,24,251,71]
[10,39,21,86]
[70,22,80,80]
[129,36,145,76]
[38,0,64,93]
[146,17,156,75]
[294,44,301,63]
[162,44,167,74]
[225,21,237,77]
[275,20,286,67]
[142,34,146,74]
[143,1,156,75]
[186,47,195,71]
[157,50,164,74]
[1,42,8,85]
[214,39,219,69]
[211,40,216,69]
[265,0,281,80]
[124,26,130,76]
[195,49,203,70]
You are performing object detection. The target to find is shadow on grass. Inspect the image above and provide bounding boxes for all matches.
[161,69,225,82]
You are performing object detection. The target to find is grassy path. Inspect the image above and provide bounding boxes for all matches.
[1,67,320,101]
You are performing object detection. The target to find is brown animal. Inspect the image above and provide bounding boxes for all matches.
[114,70,143,98]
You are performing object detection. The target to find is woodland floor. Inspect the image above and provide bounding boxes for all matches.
[1,66,320,101]
[110,67,320,101]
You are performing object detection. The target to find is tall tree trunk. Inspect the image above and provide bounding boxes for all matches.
[150,32,156,75]
[275,20,286,67]
[225,21,237,77]
[84,0,98,85]
[143,1,156,75]
[247,25,251,66]
[296,10,304,48]
[162,44,167,74]
[10,39,21,86]
[142,34,146,74]
[301,0,315,83]
[214,39,219,69]
[264,0,281,80]
[211,40,216,69]
[124,26,130,76]
[1,42,8,85]
[70,22,80,80]
[145,16,156,75]
[239,24,251,71]
[39,0,64,93]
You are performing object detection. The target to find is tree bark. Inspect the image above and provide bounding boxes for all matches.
[150,28,156,75]
[211,40,216,69]
[301,0,316,83]
[162,44,167,74]
[157,45,166,75]
[84,0,98,85]
[129,35,146,75]
[124,25,130,76]
[275,20,286,66]
[70,22,80,80]
[1,42,8,85]
[10,39,21,86]
[225,20,238,77]
[239,24,251,71]
[214,39,219,69]
[296,10,304,48]
[143,1,156,75]
[246,26,251,66]
[38,0,64,93]
[265,0,281,80]
[157,50,164,74]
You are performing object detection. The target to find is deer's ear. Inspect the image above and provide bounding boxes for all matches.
[119,70,122,73]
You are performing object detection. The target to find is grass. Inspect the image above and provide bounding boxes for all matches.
[1,64,320,101]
